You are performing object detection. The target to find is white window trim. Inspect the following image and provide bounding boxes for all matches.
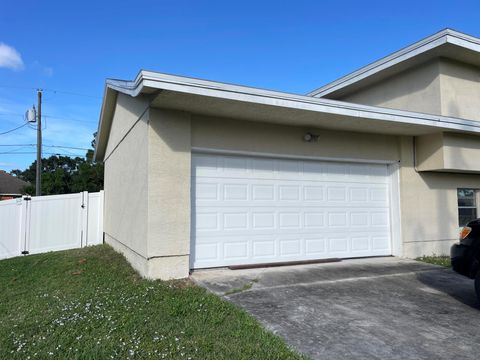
[457,188,479,227]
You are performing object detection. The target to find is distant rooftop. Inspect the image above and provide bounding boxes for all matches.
[0,170,29,195]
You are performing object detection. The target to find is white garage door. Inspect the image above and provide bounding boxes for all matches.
[191,153,392,269]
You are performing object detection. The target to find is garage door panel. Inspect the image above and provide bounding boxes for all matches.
[196,207,389,234]
[192,154,392,269]
[195,242,220,262]
[280,239,302,256]
[253,239,276,258]
[351,236,370,251]
[195,179,389,205]
[305,237,327,254]
[328,236,349,252]
[224,241,248,260]
[252,212,275,229]
[193,155,389,183]
[194,232,390,268]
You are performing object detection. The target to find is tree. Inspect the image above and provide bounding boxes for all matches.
[70,149,104,193]
[10,133,103,195]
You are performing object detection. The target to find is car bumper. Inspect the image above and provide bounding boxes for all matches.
[451,243,475,278]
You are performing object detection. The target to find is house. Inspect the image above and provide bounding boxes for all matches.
[94,29,480,280]
[0,171,28,201]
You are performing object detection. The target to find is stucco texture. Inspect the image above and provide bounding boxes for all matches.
[103,94,149,260]
[337,58,480,123]
[399,136,480,257]
[102,56,480,279]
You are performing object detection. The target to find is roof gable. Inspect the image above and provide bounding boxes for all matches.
[308,29,480,99]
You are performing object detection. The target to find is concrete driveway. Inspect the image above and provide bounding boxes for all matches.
[192,257,480,360]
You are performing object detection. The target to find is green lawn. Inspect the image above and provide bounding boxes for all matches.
[0,245,305,359]
[416,255,451,267]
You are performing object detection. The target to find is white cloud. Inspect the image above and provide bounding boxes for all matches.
[0,43,24,70]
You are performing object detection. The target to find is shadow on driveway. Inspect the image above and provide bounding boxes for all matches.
[415,267,479,309]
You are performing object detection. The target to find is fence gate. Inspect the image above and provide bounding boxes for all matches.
[0,191,104,260]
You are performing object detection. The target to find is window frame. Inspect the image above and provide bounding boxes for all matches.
[457,188,479,227]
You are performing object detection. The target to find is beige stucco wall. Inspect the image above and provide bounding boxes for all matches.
[416,132,480,173]
[103,94,149,270]
[444,133,480,171]
[105,93,150,157]
[439,59,480,121]
[103,96,480,279]
[191,115,400,161]
[399,136,480,257]
[104,100,193,280]
[338,60,442,116]
[336,59,480,122]
[147,109,191,279]
[415,133,444,171]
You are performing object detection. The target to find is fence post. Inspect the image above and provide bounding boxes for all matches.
[80,191,89,248]
[19,196,30,255]
[99,190,104,244]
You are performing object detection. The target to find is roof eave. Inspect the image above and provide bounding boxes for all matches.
[94,70,480,161]
[93,85,118,162]
[307,28,480,98]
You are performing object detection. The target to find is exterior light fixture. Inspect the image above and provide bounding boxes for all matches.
[303,132,319,142]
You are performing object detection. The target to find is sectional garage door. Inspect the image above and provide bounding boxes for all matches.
[191,153,392,269]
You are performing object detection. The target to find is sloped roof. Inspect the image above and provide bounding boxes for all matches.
[0,171,29,195]
[308,28,480,98]
[94,69,480,161]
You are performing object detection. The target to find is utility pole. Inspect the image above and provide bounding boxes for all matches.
[36,89,42,196]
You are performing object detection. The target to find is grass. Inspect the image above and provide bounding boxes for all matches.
[416,255,451,267]
[0,245,306,360]
[224,279,258,296]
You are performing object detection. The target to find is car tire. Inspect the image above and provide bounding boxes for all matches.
[476,272,480,301]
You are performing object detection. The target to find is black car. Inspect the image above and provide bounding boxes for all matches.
[451,219,480,299]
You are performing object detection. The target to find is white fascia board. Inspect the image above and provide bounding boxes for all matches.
[95,69,480,161]
[93,86,117,161]
[307,29,480,98]
[115,70,480,132]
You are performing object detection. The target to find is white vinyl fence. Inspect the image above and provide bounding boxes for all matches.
[0,191,104,260]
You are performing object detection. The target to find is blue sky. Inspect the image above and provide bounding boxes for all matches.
[1,1,479,172]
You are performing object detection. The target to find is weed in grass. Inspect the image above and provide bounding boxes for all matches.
[224,281,255,296]
[416,254,451,267]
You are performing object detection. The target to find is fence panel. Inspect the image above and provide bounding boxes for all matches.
[87,191,104,245]
[0,191,104,260]
[0,198,24,260]
[27,193,84,255]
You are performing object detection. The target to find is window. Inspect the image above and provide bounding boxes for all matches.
[458,188,478,226]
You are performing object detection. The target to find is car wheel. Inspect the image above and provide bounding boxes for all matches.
[476,272,480,301]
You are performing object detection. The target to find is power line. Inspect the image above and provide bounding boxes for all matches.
[0,85,36,91]
[44,145,90,151]
[0,151,85,156]
[0,112,25,117]
[0,123,29,135]
[42,88,102,100]
[0,112,97,124]
[0,144,90,150]
[0,85,101,100]
[0,144,36,147]
[43,115,96,123]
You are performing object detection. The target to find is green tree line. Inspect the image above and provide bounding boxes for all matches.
[10,133,103,195]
